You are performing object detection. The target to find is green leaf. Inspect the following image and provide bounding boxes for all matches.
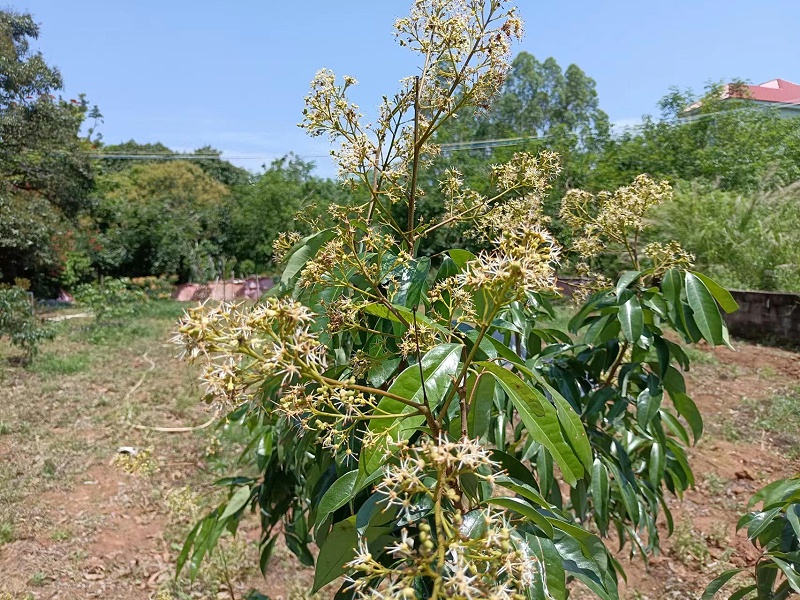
[277,229,335,292]
[669,391,703,443]
[787,504,800,540]
[727,584,756,600]
[649,442,665,487]
[702,568,745,600]
[527,534,567,600]
[220,485,251,521]
[591,459,610,532]
[689,271,739,314]
[685,272,724,345]
[495,476,551,510]
[747,507,782,540]
[770,556,800,593]
[615,270,642,299]
[637,388,663,429]
[312,517,357,592]
[487,497,554,538]
[478,362,585,485]
[619,296,643,343]
[360,343,462,477]
[392,257,431,309]
[467,373,495,438]
[176,519,202,575]
[527,371,593,471]
[662,269,682,306]
[314,471,359,536]
[448,249,475,268]
[748,477,800,509]
[491,452,539,489]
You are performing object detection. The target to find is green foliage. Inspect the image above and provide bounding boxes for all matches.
[224,154,352,272]
[704,476,800,600]
[0,9,98,291]
[73,277,147,324]
[591,82,800,194]
[128,275,178,299]
[92,161,230,281]
[0,285,55,363]
[652,181,800,291]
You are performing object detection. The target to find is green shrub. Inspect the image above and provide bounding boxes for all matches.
[73,277,148,324]
[0,285,55,363]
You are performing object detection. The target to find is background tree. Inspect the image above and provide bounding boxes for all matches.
[97,141,251,187]
[0,9,97,290]
[93,161,230,282]
[590,82,800,192]
[224,154,350,272]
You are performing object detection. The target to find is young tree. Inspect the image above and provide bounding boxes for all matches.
[172,2,734,598]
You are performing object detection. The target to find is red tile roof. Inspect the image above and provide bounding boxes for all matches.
[727,79,800,106]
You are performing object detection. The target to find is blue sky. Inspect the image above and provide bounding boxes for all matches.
[19,0,800,178]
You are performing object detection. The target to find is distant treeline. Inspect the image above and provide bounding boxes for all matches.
[2,8,799,294]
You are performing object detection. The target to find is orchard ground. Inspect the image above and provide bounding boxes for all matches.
[0,300,798,600]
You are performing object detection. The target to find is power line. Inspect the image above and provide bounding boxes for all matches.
[85,97,800,162]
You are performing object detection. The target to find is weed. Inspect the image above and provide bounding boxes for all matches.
[758,365,778,379]
[671,520,710,567]
[718,418,741,442]
[28,571,46,586]
[704,472,729,495]
[0,521,14,544]
[0,421,9,435]
[49,527,72,542]
[744,388,800,456]
[42,458,57,478]
[685,345,719,365]
[707,522,728,547]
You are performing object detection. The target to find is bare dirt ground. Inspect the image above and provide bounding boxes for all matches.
[1,304,798,599]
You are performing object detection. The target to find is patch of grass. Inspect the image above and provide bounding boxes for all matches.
[30,352,90,375]
[745,388,800,456]
[685,345,719,365]
[718,417,742,442]
[707,522,728,548]
[0,421,10,435]
[28,571,46,586]
[703,472,729,496]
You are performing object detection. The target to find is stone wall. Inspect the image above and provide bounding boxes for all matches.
[725,290,800,343]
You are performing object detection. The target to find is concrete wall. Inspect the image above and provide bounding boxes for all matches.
[172,277,274,302]
[725,289,800,343]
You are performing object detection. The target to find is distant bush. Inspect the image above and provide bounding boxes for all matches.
[0,285,55,363]
[237,259,256,277]
[74,277,148,324]
[653,180,800,292]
